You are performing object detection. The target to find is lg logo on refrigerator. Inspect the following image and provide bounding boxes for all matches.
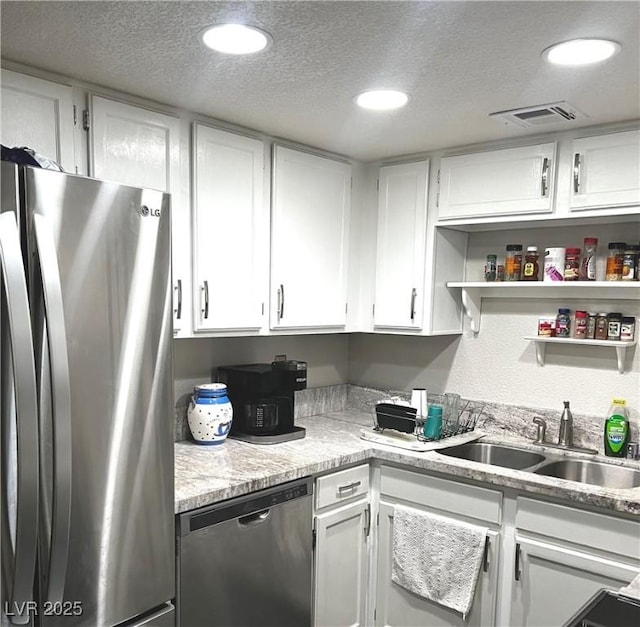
[139,205,161,217]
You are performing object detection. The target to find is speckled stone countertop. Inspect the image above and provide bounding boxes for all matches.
[174,409,640,516]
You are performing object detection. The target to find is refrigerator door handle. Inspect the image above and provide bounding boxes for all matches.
[33,214,73,604]
[0,212,39,625]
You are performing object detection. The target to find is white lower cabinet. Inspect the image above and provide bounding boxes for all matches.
[508,496,640,627]
[510,537,638,627]
[314,466,370,627]
[374,467,501,627]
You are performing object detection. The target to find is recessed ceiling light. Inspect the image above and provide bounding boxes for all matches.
[355,90,409,111]
[543,38,621,66]
[201,24,271,55]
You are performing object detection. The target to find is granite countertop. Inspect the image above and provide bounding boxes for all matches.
[174,409,640,516]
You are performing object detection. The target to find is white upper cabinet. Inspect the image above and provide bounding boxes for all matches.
[438,142,556,221]
[374,161,429,329]
[192,124,266,332]
[88,95,188,335]
[570,129,640,211]
[0,69,76,172]
[271,146,351,329]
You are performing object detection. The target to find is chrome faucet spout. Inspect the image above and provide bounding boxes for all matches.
[558,401,573,447]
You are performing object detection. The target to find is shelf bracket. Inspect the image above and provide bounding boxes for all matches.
[460,287,481,334]
[533,341,546,367]
[615,345,626,375]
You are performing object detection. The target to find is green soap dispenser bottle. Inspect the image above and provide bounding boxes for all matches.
[604,398,630,457]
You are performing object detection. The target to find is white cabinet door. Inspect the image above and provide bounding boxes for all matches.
[0,69,75,172]
[570,130,640,210]
[510,537,638,627]
[89,95,187,335]
[438,143,556,220]
[271,146,351,329]
[375,503,499,627]
[192,124,266,332]
[374,161,429,329]
[314,500,369,627]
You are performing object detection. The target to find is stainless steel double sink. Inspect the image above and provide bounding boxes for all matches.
[436,441,640,489]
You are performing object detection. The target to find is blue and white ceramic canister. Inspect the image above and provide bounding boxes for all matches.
[187,383,233,445]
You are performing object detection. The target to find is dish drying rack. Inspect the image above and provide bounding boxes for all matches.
[360,398,486,452]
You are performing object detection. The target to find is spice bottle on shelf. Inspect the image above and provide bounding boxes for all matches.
[586,312,597,339]
[621,244,639,281]
[496,265,505,282]
[556,308,571,337]
[595,313,608,340]
[564,248,581,281]
[505,244,523,281]
[522,246,540,281]
[605,242,625,281]
[607,313,622,340]
[543,247,565,282]
[574,311,587,339]
[579,238,598,281]
[484,254,497,281]
[621,317,636,342]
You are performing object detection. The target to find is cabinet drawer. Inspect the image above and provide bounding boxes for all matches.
[380,465,502,524]
[316,465,369,510]
[516,497,640,560]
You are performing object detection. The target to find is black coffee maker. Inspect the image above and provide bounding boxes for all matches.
[216,356,307,444]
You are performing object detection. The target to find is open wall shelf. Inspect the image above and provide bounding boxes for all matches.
[523,336,636,374]
[446,281,640,333]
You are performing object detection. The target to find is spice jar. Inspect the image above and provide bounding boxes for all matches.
[505,244,523,281]
[621,244,639,281]
[607,313,622,340]
[621,317,636,342]
[496,265,505,281]
[586,312,597,339]
[543,247,565,282]
[484,254,497,282]
[522,246,540,281]
[574,311,587,339]
[556,308,571,338]
[595,313,608,340]
[538,318,555,337]
[579,238,598,281]
[564,248,581,281]
[605,243,626,281]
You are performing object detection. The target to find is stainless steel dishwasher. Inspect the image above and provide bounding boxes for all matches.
[177,477,313,627]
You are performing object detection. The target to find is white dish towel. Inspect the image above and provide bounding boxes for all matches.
[391,505,488,619]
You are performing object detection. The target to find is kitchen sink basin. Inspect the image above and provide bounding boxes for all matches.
[533,459,640,489]
[436,442,546,470]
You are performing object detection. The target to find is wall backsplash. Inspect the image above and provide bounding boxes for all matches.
[176,383,616,454]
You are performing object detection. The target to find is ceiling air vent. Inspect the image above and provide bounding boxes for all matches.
[489,101,587,128]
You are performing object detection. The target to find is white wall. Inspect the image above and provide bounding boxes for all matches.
[349,294,640,422]
[174,334,349,404]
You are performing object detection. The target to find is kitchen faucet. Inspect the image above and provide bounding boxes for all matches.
[532,401,598,454]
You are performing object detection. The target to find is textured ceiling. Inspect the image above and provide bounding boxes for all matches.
[1,0,639,161]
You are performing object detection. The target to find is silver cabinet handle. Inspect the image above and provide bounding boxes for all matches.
[541,157,550,197]
[0,212,39,625]
[33,214,72,604]
[410,288,417,321]
[338,480,361,493]
[202,280,209,319]
[483,536,490,573]
[514,542,522,581]
[279,284,285,320]
[573,153,581,193]
[174,278,182,320]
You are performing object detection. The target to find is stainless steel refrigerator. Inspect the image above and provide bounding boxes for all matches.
[1,162,174,626]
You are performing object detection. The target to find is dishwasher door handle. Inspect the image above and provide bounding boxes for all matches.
[238,509,271,527]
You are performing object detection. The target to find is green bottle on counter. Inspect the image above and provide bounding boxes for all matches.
[604,398,630,457]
